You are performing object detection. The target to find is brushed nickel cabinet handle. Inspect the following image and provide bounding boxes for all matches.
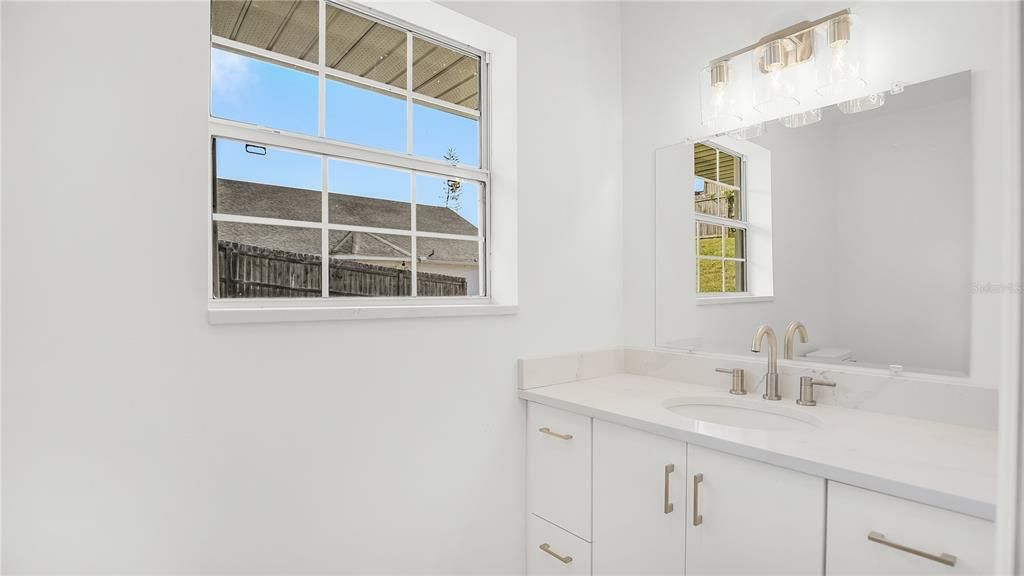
[692,473,704,526]
[539,543,573,564]
[867,531,957,567]
[664,464,675,514]
[538,427,573,440]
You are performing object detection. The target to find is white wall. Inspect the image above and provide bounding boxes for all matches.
[624,1,1019,388]
[0,1,622,573]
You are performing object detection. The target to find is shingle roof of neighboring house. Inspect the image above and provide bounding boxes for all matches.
[215,179,479,265]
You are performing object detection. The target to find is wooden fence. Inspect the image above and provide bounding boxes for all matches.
[217,241,467,298]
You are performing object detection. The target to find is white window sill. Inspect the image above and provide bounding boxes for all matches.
[695,295,775,306]
[208,299,518,325]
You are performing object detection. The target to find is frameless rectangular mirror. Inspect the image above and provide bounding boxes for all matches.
[656,71,972,376]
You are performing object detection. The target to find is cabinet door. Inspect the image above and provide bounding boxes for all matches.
[593,420,686,576]
[686,444,825,575]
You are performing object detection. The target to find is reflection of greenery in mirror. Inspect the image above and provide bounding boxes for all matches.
[694,142,746,294]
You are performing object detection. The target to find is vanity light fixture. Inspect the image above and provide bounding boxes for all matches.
[698,9,867,126]
[780,108,822,128]
[837,92,886,114]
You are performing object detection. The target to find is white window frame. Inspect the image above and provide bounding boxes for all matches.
[694,142,749,296]
[206,0,519,324]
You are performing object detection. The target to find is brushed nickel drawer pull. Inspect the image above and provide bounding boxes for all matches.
[692,473,704,526]
[539,543,573,564]
[664,464,675,514]
[867,531,958,567]
[538,427,573,440]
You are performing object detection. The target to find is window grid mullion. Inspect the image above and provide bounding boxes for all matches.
[720,160,725,295]
[411,175,418,297]
[319,0,329,298]
[406,30,418,297]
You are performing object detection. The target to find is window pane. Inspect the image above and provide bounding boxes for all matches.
[211,48,317,136]
[215,222,322,298]
[724,260,746,293]
[328,159,411,229]
[725,227,745,259]
[718,185,741,220]
[697,223,723,257]
[698,259,723,293]
[326,4,407,87]
[326,79,406,152]
[719,150,740,186]
[212,0,319,63]
[412,37,480,110]
[328,230,412,297]
[415,174,481,235]
[417,238,481,296]
[413,102,480,167]
[694,143,718,180]
[694,179,720,217]
[214,139,321,222]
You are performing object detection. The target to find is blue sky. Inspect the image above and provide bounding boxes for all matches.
[211,48,480,226]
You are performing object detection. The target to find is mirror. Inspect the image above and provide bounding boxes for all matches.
[656,72,972,376]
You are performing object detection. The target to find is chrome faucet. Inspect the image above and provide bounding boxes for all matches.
[751,325,781,400]
[784,321,808,360]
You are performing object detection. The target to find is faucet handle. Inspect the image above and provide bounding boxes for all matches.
[715,367,746,395]
[796,376,836,406]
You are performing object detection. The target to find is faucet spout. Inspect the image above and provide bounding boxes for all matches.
[751,325,781,400]
[783,321,808,360]
[751,324,777,373]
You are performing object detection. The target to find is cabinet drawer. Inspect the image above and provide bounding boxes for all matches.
[528,513,592,576]
[527,402,592,540]
[826,482,993,574]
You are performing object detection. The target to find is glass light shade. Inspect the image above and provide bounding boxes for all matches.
[837,92,885,114]
[728,122,766,140]
[751,40,814,116]
[700,61,744,128]
[815,14,867,98]
[780,108,822,128]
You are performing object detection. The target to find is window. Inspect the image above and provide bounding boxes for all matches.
[694,142,747,294]
[209,0,488,303]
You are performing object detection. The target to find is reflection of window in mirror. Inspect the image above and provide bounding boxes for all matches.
[694,142,747,295]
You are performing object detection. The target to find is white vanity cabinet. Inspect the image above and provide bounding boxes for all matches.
[826,482,994,575]
[685,444,825,575]
[525,401,992,576]
[592,420,686,575]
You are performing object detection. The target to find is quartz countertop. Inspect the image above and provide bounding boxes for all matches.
[520,373,997,520]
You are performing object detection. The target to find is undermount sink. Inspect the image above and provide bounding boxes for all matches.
[664,396,821,431]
